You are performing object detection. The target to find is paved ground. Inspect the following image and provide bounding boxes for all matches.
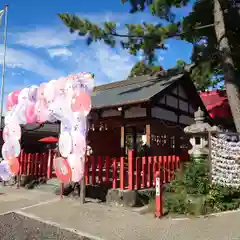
[0,186,240,240]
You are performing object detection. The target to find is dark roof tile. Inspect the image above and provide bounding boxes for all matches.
[92,73,184,109]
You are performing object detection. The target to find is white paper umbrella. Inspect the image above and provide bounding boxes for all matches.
[18,88,30,103]
[2,122,21,142]
[67,154,84,182]
[2,139,21,161]
[59,131,72,158]
[28,85,38,102]
[4,107,18,125]
[0,161,12,181]
[71,130,86,156]
[44,80,57,102]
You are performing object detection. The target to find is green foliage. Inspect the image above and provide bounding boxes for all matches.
[59,0,240,92]
[182,0,240,78]
[128,61,164,77]
[58,0,188,64]
[164,159,240,216]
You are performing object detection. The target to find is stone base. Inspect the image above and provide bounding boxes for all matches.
[106,189,138,207]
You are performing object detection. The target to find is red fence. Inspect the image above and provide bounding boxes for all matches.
[18,150,185,190]
[18,150,56,179]
[85,150,182,190]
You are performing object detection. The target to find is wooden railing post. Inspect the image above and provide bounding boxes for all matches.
[98,156,103,184]
[105,156,110,184]
[141,156,147,188]
[128,150,134,190]
[120,156,125,190]
[112,157,118,189]
[91,156,96,185]
[135,157,141,190]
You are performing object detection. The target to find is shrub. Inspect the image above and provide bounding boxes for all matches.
[164,157,240,216]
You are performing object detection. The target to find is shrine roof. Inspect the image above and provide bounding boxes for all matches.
[92,73,184,109]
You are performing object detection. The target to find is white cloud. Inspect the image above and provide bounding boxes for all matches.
[93,43,135,81]
[0,45,63,79]
[48,48,72,58]
[11,26,79,49]
[66,42,136,84]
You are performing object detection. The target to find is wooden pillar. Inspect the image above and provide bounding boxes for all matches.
[146,124,151,155]
[146,124,151,147]
[120,125,125,155]
[133,127,137,153]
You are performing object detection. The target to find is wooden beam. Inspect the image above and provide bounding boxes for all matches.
[154,103,194,118]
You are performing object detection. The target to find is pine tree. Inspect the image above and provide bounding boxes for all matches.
[58,0,240,131]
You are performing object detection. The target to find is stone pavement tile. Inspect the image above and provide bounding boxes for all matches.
[0,186,58,214]
[21,198,240,240]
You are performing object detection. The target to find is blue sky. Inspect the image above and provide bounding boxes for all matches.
[0,0,193,108]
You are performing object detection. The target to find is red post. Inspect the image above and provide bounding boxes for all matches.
[147,156,152,187]
[23,153,27,175]
[85,156,89,185]
[176,156,180,169]
[98,156,103,184]
[155,170,163,218]
[112,157,118,189]
[34,153,39,177]
[167,156,171,182]
[135,157,141,190]
[153,156,158,187]
[105,156,110,184]
[19,150,24,175]
[171,155,176,180]
[91,156,96,185]
[128,150,134,190]
[47,149,52,179]
[141,156,147,188]
[120,156,125,190]
[163,156,167,183]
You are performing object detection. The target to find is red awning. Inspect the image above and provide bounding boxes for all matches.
[200,90,232,119]
[38,136,58,143]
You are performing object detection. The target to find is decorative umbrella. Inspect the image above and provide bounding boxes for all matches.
[38,136,58,143]
[38,136,58,179]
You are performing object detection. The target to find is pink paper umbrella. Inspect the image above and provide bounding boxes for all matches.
[35,99,49,123]
[11,90,20,105]
[71,91,91,115]
[6,94,13,111]
[25,103,37,124]
[37,83,47,101]
[67,154,84,182]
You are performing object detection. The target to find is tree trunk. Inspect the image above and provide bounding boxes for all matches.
[213,0,240,132]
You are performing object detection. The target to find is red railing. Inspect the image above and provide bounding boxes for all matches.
[18,150,186,190]
[18,150,55,179]
[85,150,183,190]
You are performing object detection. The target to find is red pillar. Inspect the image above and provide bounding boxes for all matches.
[47,149,52,179]
[128,150,134,190]
[155,170,163,218]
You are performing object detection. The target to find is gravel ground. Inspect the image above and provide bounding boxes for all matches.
[0,212,91,240]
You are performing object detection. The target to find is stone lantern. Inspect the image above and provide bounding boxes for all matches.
[184,107,219,161]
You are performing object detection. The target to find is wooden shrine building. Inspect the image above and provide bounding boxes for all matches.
[88,71,209,157]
